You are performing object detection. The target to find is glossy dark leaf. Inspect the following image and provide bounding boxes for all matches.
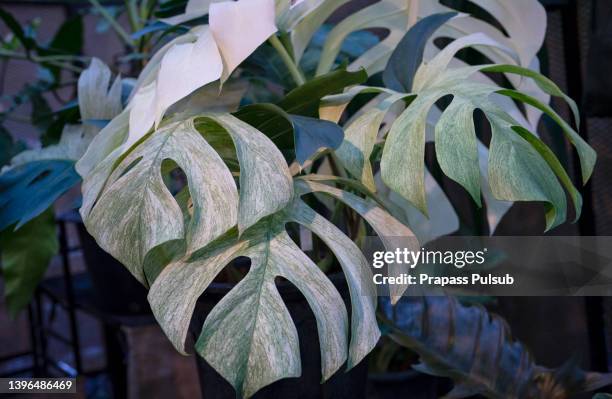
[37,16,83,82]
[155,0,188,18]
[291,114,343,164]
[235,103,344,164]
[0,209,57,317]
[382,12,457,92]
[382,295,612,398]
[277,68,367,117]
[0,160,80,230]
[47,16,83,55]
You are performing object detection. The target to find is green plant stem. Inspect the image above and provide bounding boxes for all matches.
[0,50,85,73]
[126,0,142,31]
[139,0,157,21]
[268,35,305,86]
[89,0,135,48]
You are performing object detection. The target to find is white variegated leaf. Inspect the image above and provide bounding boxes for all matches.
[78,58,122,122]
[374,169,459,244]
[147,177,414,397]
[200,114,294,233]
[154,27,223,127]
[313,0,549,128]
[85,119,238,283]
[209,0,277,82]
[380,62,592,231]
[159,0,220,25]
[296,178,418,302]
[127,0,276,149]
[335,92,408,191]
[4,58,122,172]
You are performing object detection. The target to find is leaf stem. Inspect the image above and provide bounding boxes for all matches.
[126,0,142,31]
[88,0,135,48]
[268,35,305,86]
[0,50,85,73]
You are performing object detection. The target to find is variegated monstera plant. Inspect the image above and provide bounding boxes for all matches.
[0,0,605,397]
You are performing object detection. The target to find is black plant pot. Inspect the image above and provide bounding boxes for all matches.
[367,370,446,399]
[76,222,150,316]
[189,274,368,399]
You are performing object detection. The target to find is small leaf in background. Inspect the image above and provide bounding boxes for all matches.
[0,209,58,317]
[131,21,172,39]
[593,394,612,399]
[38,16,84,82]
[94,5,121,33]
[382,12,457,93]
[155,0,189,19]
[47,16,83,55]
[0,160,80,230]
[30,90,53,132]
[276,68,367,116]
[0,127,25,168]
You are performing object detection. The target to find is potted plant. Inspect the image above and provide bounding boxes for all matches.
[1,0,611,398]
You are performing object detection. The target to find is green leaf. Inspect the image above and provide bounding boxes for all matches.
[0,160,80,231]
[495,86,595,184]
[0,209,58,317]
[482,64,580,127]
[276,68,367,117]
[382,296,612,399]
[382,12,457,92]
[236,103,345,165]
[47,16,83,55]
[150,212,351,398]
[291,115,343,164]
[512,126,582,222]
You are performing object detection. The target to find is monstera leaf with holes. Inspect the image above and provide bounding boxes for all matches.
[325,13,595,231]
[59,1,606,398]
[80,112,416,397]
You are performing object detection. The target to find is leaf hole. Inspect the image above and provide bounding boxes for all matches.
[161,158,192,225]
[27,169,51,186]
[212,256,251,285]
[439,0,510,37]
